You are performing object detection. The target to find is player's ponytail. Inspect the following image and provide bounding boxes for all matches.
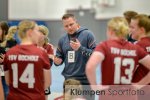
[18,20,36,39]
[108,17,129,38]
[6,26,18,40]
[0,26,18,47]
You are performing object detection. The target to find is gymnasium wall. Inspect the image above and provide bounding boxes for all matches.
[1,0,150,45]
[0,0,8,21]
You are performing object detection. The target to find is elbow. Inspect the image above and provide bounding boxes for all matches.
[86,64,93,75]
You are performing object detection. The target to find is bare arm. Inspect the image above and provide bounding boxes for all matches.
[132,72,150,89]
[139,55,150,70]
[0,77,4,100]
[136,72,150,85]
[86,51,104,85]
[137,55,150,85]
[43,69,51,90]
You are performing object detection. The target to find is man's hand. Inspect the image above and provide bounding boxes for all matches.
[70,39,81,51]
[53,56,63,65]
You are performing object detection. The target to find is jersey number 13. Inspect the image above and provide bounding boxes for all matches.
[114,57,135,84]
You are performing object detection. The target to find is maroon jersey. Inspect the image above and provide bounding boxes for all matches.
[4,44,50,100]
[43,43,54,65]
[95,39,147,85]
[43,43,54,55]
[132,37,150,83]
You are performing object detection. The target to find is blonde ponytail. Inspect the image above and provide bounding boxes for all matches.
[108,17,129,38]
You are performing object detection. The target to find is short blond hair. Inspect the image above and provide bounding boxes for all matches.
[108,17,129,38]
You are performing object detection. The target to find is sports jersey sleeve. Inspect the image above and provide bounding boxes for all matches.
[136,45,148,60]
[42,51,51,70]
[46,44,54,66]
[46,44,54,55]
[94,42,106,56]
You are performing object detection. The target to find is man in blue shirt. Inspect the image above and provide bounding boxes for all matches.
[54,14,96,100]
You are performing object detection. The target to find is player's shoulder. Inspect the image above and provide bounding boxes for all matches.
[6,45,18,54]
[37,46,47,53]
[95,41,108,51]
[26,44,46,53]
[125,41,146,53]
[97,40,112,47]
[97,40,107,45]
